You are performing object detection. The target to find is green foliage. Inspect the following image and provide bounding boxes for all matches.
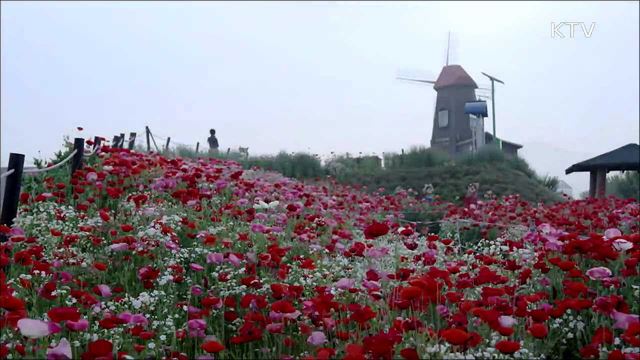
[243,152,324,179]
[332,159,562,204]
[607,171,640,200]
[539,174,560,192]
[383,146,449,169]
[32,135,74,169]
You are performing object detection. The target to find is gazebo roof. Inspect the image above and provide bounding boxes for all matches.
[565,143,640,174]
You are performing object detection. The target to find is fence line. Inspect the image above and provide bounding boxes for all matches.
[0,169,15,179]
[22,149,78,174]
[397,217,531,231]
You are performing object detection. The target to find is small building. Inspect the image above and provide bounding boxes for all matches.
[556,179,573,198]
[484,132,523,157]
[565,143,640,198]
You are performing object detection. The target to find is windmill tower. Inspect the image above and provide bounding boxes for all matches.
[398,34,485,156]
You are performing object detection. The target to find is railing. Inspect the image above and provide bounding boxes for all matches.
[0,136,107,241]
[1,126,213,241]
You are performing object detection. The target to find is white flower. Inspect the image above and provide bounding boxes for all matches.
[613,239,633,252]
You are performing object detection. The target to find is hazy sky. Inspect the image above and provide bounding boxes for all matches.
[2,1,639,194]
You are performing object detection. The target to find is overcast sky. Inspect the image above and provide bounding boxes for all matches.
[2,1,639,194]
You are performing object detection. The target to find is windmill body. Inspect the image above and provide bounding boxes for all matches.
[430,64,481,156]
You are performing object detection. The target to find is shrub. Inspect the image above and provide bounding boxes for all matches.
[607,171,640,200]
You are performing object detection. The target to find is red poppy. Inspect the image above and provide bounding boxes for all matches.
[591,326,613,345]
[400,348,420,360]
[528,323,548,339]
[271,299,296,314]
[48,306,81,323]
[495,340,520,354]
[344,344,365,360]
[200,341,225,353]
[83,339,113,360]
[364,221,389,239]
[440,328,470,346]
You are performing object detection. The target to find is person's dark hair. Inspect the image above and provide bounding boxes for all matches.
[210,129,216,135]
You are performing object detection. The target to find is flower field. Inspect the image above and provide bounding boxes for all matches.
[1,146,639,360]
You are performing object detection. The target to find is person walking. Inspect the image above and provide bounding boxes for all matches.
[208,129,219,155]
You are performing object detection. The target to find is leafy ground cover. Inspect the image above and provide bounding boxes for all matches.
[1,146,639,360]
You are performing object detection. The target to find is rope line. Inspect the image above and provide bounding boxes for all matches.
[23,149,78,174]
[397,217,530,231]
[0,169,15,179]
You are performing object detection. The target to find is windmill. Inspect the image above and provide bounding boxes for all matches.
[398,33,490,156]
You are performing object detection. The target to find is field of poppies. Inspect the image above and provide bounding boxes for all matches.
[1,146,639,360]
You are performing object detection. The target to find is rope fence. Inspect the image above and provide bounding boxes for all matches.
[22,149,78,174]
[397,216,531,231]
[0,169,15,179]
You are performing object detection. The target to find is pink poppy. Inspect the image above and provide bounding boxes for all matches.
[47,338,72,360]
[17,318,51,338]
[586,267,613,281]
[307,331,327,346]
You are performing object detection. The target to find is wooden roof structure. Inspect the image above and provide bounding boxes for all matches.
[433,65,478,90]
[566,143,640,174]
[565,143,639,198]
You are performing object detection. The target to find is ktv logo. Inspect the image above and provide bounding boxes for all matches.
[551,22,596,39]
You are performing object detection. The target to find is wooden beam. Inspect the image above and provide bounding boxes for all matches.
[596,169,607,199]
[589,171,597,198]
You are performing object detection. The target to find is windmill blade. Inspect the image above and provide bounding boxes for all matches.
[397,77,437,85]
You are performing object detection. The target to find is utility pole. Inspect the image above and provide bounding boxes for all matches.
[481,72,504,148]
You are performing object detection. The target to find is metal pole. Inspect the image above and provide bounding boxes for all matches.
[71,138,85,176]
[146,126,151,152]
[1,153,25,234]
[491,79,496,143]
[165,137,171,152]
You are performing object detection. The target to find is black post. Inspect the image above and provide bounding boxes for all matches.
[119,133,125,148]
[71,138,84,177]
[128,132,136,150]
[165,137,171,152]
[1,153,25,236]
[93,136,102,150]
[112,135,119,147]
[145,127,151,152]
[195,142,200,154]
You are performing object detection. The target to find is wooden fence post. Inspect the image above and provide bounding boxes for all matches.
[93,136,102,150]
[165,137,171,152]
[0,153,25,238]
[71,138,84,176]
[146,127,151,152]
[195,142,200,154]
[128,132,137,150]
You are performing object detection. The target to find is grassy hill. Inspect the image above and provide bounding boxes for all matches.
[333,160,562,203]
[160,144,563,204]
[329,146,563,204]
